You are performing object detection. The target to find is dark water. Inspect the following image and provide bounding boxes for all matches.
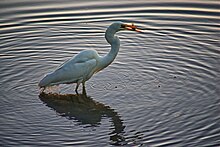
[0,0,220,146]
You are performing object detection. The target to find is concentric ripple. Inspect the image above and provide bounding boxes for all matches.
[0,0,219,146]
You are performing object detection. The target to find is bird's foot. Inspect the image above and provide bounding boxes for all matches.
[39,87,46,93]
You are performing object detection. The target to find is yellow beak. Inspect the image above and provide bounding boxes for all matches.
[124,23,142,32]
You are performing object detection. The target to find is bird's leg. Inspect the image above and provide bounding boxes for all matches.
[82,82,85,89]
[75,83,80,95]
[82,82,87,96]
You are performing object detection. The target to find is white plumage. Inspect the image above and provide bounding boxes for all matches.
[39,22,141,93]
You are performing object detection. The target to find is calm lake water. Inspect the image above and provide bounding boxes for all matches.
[0,0,220,146]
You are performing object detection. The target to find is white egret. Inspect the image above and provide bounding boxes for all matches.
[39,22,141,94]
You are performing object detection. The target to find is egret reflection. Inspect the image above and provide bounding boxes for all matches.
[39,92,126,145]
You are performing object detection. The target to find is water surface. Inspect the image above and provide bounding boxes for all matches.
[0,0,220,146]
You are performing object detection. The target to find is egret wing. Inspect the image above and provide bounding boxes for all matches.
[50,58,97,85]
[39,50,99,87]
[57,50,98,69]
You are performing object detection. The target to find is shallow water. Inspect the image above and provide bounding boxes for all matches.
[0,0,220,146]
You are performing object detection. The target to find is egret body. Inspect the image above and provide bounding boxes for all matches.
[39,22,140,93]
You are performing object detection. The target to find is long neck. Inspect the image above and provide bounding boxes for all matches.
[99,27,120,70]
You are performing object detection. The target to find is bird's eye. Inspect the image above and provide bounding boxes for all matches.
[121,24,126,28]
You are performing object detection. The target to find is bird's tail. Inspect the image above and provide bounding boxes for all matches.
[38,73,54,88]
